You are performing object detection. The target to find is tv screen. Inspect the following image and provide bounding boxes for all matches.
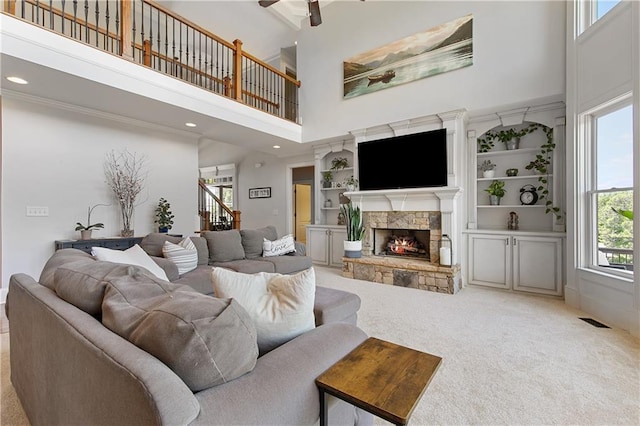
[357,128,448,191]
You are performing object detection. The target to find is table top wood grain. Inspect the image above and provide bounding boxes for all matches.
[316,337,442,425]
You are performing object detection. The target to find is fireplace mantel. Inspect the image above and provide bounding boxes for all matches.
[344,186,462,212]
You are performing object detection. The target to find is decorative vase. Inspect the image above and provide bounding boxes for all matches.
[324,199,333,208]
[506,138,520,150]
[323,181,332,189]
[344,240,362,258]
[489,195,501,206]
[482,170,495,178]
[80,230,92,240]
[506,168,519,177]
[121,229,134,237]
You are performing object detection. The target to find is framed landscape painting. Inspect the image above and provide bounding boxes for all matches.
[343,14,473,99]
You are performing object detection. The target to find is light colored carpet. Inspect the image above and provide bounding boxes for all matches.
[1,266,639,425]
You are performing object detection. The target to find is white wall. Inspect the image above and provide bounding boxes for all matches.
[1,97,199,301]
[297,1,566,142]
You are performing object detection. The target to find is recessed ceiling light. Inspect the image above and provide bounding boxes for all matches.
[6,76,28,85]
[185,122,197,127]
[273,145,281,149]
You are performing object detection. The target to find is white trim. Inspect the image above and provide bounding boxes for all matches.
[0,288,7,305]
[286,160,315,237]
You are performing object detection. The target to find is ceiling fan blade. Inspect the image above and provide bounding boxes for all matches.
[258,0,279,7]
[308,0,322,26]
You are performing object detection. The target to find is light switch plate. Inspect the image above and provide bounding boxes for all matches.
[26,206,49,217]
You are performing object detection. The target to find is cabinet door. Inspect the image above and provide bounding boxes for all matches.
[329,228,347,267]
[307,227,329,265]
[468,234,511,289]
[512,236,563,295]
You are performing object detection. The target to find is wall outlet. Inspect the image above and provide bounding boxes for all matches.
[26,206,49,217]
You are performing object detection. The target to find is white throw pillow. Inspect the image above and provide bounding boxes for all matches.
[211,267,316,353]
[162,238,198,275]
[262,234,295,257]
[91,244,169,281]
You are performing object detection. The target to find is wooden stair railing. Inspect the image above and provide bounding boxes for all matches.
[4,0,301,123]
[198,179,240,232]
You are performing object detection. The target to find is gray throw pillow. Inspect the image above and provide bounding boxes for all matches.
[202,230,245,263]
[140,233,183,257]
[102,276,258,392]
[240,226,278,258]
[54,260,160,316]
[190,236,210,265]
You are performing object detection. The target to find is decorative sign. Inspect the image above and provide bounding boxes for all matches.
[249,187,271,199]
[343,14,473,99]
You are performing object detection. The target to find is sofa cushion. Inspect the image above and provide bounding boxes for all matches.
[314,286,362,326]
[39,248,95,290]
[92,244,169,281]
[102,276,258,392]
[173,265,215,295]
[202,230,245,263]
[259,255,313,274]
[139,233,183,256]
[54,260,160,316]
[211,267,316,354]
[240,226,278,258]
[211,259,276,274]
[190,236,209,265]
[162,238,198,275]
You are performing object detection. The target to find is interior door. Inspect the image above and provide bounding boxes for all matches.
[294,184,311,244]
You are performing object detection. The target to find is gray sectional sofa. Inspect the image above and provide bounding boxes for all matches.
[7,231,371,425]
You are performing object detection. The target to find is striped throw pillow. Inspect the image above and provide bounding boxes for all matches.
[162,237,198,275]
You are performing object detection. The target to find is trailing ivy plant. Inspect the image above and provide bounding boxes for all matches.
[524,124,562,220]
[477,123,540,153]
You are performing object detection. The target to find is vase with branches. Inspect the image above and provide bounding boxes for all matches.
[104,149,147,237]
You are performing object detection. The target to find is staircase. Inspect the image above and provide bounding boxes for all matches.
[198,179,240,232]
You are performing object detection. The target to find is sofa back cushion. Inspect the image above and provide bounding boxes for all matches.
[240,226,278,258]
[102,276,258,392]
[202,230,245,263]
[54,260,159,316]
[141,233,209,265]
[39,248,95,290]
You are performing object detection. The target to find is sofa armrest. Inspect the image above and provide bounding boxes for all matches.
[293,241,306,256]
[150,255,179,281]
[191,322,370,426]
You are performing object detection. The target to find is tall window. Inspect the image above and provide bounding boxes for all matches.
[596,0,621,19]
[589,102,634,274]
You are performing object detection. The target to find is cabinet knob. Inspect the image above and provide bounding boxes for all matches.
[506,238,509,245]
[513,237,517,245]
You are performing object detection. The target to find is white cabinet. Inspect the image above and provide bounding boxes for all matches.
[306,225,346,267]
[468,232,563,296]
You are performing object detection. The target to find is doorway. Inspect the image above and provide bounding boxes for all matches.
[291,165,314,244]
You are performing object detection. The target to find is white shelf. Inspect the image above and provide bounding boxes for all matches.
[320,167,354,173]
[477,205,546,208]
[321,207,341,211]
[477,148,539,157]
[321,187,348,191]
[477,174,553,182]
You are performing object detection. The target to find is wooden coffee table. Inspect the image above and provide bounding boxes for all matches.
[316,337,442,426]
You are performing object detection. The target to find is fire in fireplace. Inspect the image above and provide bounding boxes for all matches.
[373,228,430,260]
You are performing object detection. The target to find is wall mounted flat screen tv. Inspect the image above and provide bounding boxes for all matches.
[357,128,448,191]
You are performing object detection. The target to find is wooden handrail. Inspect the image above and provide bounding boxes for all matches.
[19,0,121,41]
[198,179,234,217]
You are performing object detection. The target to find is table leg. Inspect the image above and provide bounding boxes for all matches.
[319,389,328,426]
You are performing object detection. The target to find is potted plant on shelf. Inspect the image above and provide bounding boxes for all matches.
[154,198,175,233]
[484,180,506,205]
[330,157,349,170]
[340,202,365,258]
[344,175,359,191]
[75,204,105,240]
[477,123,540,152]
[322,171,333,188]
[478,160,497,178]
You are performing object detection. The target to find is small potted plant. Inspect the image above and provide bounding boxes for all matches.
[75,204,105,240]
[154,198,175,233]
[322,171,333,188]
[478,160,497,178]
[345,175,359,191]
[484,180,506,205]
[340,202,365,258]
[330,157,349,170]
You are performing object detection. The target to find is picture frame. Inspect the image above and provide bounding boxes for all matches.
[249,187,271,199]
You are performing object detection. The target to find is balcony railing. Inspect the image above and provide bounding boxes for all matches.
[4,0,301,123]
[599,246,634,271]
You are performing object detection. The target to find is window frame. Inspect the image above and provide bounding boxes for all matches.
[582,95,634,278]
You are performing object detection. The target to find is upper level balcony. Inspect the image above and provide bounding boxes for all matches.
[1,0,308,156]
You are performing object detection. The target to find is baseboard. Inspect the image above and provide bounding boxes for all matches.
[0,288,7,305]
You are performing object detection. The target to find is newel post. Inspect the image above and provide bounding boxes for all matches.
[119,0,133,60]
[5,0,16,15]
[233,39,243,101]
